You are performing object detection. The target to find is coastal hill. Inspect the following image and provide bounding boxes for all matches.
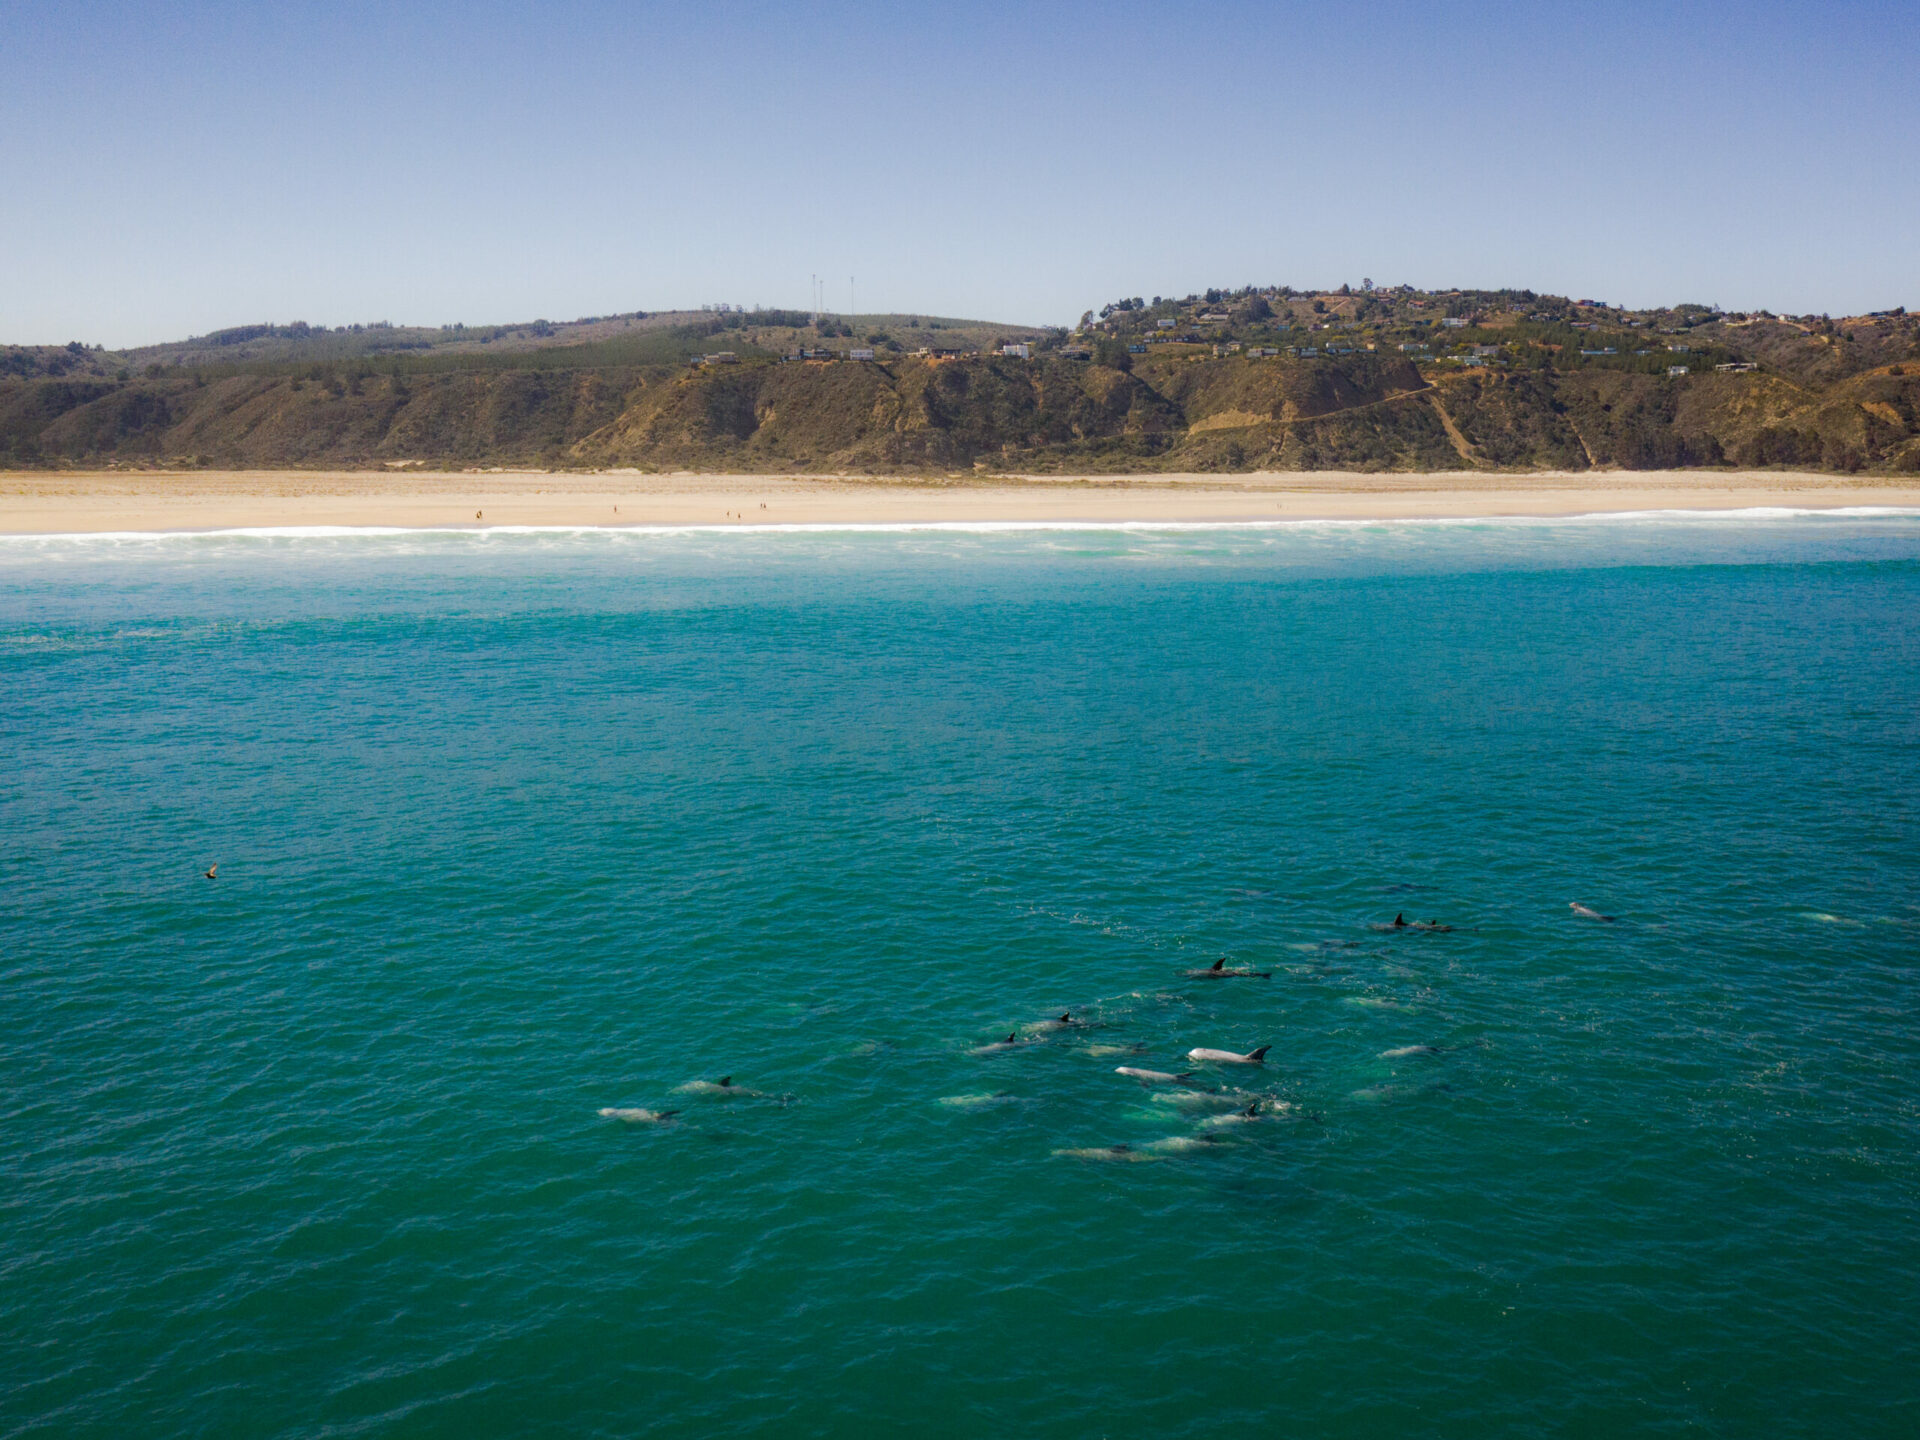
[3,288,1916,474]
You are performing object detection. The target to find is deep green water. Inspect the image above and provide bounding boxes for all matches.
[4,515,1919,1438]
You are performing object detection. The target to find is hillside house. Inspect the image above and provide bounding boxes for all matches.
[1000,343,1031,359]
[1442,317,1469,329]
[1156,318,1176,329]
[1668,365,1690,376]
[849,348,875,360]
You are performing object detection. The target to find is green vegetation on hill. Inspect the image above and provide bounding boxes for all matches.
[3,289,1917,473]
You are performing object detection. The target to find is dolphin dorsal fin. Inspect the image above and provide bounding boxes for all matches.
[1059,1012,1070,1023]
[1247,1045,1270,1062]
[718,1076,732,1087]
[1004,1033,1016,1043]
[1244,1102,1259,1115]
[1395,913,1405,925]
[1212,959,1224,971]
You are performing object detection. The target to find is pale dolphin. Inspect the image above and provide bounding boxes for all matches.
[1114,1065,1195,1086]
[1199,1102,1274,1129]
[1570,901,1615,921]
[1150,1089,1252,1112]
[969,1032,1023,1056]
[1136,1134,1223,1154]
[937,1092,1024,1110]
[1380,1044,1441,1058]
[1186,1045,1270,1065]
[598,1107,678,1124]
[1051,1144,1159,1163]
[673,1076,766,1098]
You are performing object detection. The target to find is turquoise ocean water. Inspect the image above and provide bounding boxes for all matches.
[4,512,1919,1437]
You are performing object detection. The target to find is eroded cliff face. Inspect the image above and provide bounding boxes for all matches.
[5,353,1919,474]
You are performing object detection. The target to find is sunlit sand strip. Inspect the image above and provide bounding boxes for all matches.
[0,468,1915,535]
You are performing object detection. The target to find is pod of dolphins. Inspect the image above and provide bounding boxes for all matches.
[598,904,1602,1144]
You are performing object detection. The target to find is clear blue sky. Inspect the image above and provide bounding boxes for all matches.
[3,0,1916,346]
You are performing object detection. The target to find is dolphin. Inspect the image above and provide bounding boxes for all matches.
[673,1076,766,1098]
[1372,913,1453,932]
[969,1032,1023,1056]
[1051,1144,1159,1163]
[1380,1044,1441,1058]
[598,1107,679,1124]
[1022,1012,1086,1034]
[1182,958,1272,979]
[1150,1089,1251,1111]
[1199,1102,1273,1129]
[1114,1065,1196,1086]
[1137,1134,1223,1154]
[937,1092,1023,1110]
[1186,1045,1270,1065]
[1570,901,1615,921]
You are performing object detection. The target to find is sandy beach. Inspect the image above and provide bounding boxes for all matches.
[1,467,1915,533]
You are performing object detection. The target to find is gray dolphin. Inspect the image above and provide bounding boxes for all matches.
[1182,958,1271,978]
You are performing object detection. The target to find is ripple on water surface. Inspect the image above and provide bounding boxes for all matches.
[3,516,1918,1437]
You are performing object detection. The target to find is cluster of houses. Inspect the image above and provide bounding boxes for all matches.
[683,303,1766,380]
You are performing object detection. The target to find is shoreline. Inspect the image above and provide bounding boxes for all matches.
[2,467,1916,534]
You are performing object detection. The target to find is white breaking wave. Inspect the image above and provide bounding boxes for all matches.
[3,506,1920,546]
